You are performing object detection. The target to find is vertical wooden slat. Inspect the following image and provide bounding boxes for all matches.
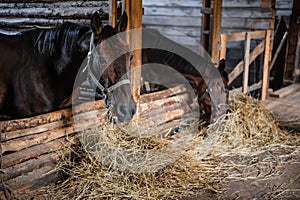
[125,0,132,44]
[201,0,211,52]
[211,0,223,66]
[261,30,272,100]
[242,32,251,94]
[220,34,227,60]
[124,0,143,112]
[109,0,118,27]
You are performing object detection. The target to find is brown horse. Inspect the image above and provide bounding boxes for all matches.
[0,11,136,122]
[140,29,229,124]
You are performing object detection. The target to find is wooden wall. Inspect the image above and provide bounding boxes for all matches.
[0,0,109,31]
[276,0,293,25]
[142,0,202,53]
[142,0,279,53]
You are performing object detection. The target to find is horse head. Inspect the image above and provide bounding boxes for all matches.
[199,59,229,123]
[80,11,136,123]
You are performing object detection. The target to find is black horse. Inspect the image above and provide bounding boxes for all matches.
[0,11,136,122]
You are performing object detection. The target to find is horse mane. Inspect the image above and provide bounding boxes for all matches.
[34,22,88,56]
[34,22,90,74]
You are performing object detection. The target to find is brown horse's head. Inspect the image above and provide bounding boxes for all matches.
[88,11,136,123]
[198,59,229,123]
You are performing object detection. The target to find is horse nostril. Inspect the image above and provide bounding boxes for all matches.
[117,105,127,118]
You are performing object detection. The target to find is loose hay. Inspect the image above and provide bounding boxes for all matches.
[32,92,300,200]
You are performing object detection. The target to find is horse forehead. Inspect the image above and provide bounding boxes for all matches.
[101,25,117,38]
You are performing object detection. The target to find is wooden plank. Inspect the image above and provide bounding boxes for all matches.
[276,0,293,9]
[269,83,300,98]
[140,85,188,103]
[1,119,73,142]
[109,0,118,27]
[261,30,272,100]
[249,30,267,39]
[211,0,223,65]
[126,0,142,105]
[242,32,251,94]
[2,166,61,195]
[143,0,202,8]
[222,0,261,8]
[157,35,200,46]
[143,15,201,27]
[220,34,227,60]
[222,18,271,30]
[231,81,262,93]
[1,109,107,153]
[144,7,201,17]
[0,99,105,133]
[1,151,66,182]
[1,137,71,169]
[0,1,108,10]
[145,26,201,37]
[270,31,288,70]
[228,39,265,84]
[1,101,106,142]
[0,7,108,19]
[222,7,272,18]
[225,32,246,42]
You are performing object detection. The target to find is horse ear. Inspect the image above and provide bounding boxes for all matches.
[115,11,128,33]
[91,11,103,36]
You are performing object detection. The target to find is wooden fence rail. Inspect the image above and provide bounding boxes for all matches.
[220,30,272,100]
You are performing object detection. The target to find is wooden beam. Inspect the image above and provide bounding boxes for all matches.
[242,32,251,94]
[261,30,272,100]
[269,83,300,98]
[109,0,118,27]
[220,34,227,60]
[201,0,211,52]
[270,31,288,70]
[125,0,143,117]
[211,0,223,65]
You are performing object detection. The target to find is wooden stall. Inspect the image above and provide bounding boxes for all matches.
[0,84,199,198]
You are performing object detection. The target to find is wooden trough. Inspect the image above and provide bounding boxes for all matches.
[0,85,198,199]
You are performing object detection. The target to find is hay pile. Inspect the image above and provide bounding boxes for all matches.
[34,92,299,200]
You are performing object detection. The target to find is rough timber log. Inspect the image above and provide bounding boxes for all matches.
[0,1,109,30]
[0,85,197,198]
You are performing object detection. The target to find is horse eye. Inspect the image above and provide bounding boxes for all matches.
[130,54,134,61]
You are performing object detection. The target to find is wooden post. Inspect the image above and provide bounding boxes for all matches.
[261,30,272,100]
[220,34,227,60]
[109,0,118,27]
[125,0,143,105]
[211,0,223,66]
[242,32,251,94]
[201,0,211,53]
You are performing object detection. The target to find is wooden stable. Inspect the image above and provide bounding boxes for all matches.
[1,0,299,198]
